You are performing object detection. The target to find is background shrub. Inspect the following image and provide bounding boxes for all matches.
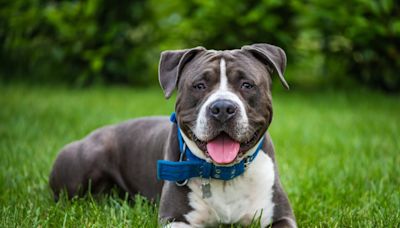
[0,0,399,91]
[0,0,155,86]
[294,0,400,91]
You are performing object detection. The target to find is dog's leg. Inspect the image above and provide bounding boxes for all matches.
[49,142,107,199]
[49,128,121,200]
[269,180,297,228]
[164,222,192,228]
[158,181,193,226]
[271,217,297,228]
[263,135,297,228]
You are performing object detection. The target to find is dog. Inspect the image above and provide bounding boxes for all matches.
[49,43,296,227]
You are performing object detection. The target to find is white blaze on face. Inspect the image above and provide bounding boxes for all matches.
[192,57,249,146]
[219,58,228,90]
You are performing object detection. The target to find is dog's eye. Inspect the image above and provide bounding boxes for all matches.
[241,82,254,90]
[193,83,206,90]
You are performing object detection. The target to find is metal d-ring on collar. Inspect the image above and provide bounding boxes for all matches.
[175,143,189,186]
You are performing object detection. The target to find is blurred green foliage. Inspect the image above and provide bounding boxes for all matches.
[0,0,399,90]
[294,0,400,91]
[0,0,154,86]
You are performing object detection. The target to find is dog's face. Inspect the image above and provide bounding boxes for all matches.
[159,44,288,165]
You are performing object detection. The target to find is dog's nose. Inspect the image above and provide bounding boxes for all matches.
[209,100,238,123]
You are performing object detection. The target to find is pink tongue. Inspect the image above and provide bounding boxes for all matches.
[206,134,240,164]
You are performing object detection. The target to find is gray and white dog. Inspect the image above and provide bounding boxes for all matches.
[50,43,296,227]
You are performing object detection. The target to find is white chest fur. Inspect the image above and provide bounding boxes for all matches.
[183,151,275,227]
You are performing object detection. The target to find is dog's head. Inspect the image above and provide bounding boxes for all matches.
[159,43,288,165]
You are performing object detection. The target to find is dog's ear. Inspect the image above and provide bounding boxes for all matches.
[241,43,289,89]
[158,47,206,98]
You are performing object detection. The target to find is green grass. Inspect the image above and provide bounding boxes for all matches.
[1,84,399,227]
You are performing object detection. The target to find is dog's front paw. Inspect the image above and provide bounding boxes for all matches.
[164,222,192,228]
[271,217,297,228]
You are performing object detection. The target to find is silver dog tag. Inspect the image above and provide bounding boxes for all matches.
[201,181,211,198]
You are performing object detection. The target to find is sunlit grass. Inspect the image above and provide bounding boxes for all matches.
[1,84,399,227]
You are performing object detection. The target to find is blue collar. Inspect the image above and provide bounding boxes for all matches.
[157,113,265,183]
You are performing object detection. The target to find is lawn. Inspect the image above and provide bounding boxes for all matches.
[0,84,399,227]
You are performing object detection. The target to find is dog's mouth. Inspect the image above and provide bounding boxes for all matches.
[191,130,260,165]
